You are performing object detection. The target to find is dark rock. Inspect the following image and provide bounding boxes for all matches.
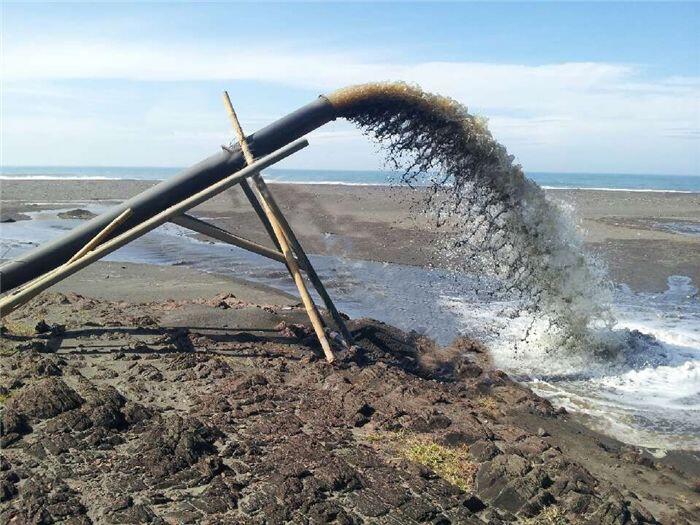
[134,416,220,483]
[107,495,133,511]
[135,363,164,381]
[57,208,97,220]
[29,358,63,377]
[7,476,89,523]
[107,503,157,524]
[192,476,238,513]
[463,494,487,513]
[350,491,390,517]
[1,409,31,438]
[122,401,153,426]
[470,439,500,462]
[149,492,172,505]
[428,413,452,429]
[238,484,277,514]
[400,498,438,521]
[0,212,30,223]
[314,460,361,492]
[0,480,17,502]
[410,412,453,432]
[4,377,83,421]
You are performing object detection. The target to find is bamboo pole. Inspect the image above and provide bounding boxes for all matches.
[223,91,335,363]
[5,208,134,300]
[239,179,283,252]
[67,208,133,264]
[0,140,308,317]
[222,93,352,344]
[219,100,351,344]
[250,175,354,344]
[171,213,286,264]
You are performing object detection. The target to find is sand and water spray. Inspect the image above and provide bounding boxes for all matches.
[328,82,621,359]
[325,83,699,449]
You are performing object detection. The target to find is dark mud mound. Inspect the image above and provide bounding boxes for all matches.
[2,293,694,523]
[329,83,612,351]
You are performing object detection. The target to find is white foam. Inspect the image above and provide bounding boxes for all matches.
[443,275,700,450]
[0,175,120,180]
[541,186,698,194]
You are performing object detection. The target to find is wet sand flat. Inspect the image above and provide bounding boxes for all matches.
[2,179,699,291]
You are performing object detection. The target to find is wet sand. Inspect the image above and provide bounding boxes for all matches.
[2,180,700,522]
[2,179,699,291]
[1,263,698,523]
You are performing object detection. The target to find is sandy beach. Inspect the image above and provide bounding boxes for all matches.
[1,180,699,522]
[2,180,699,292]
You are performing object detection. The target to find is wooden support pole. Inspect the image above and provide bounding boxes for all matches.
[0,140,308,317]
[171,213,286,264]
[67,208,133,264]
[251,175,354,345]
[5,208,134,301]
[221,92,352,345]
[223,91,336,363]
[239,179,282,252]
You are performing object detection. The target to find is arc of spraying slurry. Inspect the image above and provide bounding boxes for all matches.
[222,91,336,364]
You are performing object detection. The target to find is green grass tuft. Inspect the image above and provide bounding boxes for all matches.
[401,437,476,492]
[523,506,569,524]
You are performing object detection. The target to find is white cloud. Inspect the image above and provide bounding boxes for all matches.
[2,38,699,173]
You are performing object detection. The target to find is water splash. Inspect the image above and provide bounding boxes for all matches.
[328,82,617,353]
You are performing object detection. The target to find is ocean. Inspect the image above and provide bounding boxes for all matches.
[2,166,700,192]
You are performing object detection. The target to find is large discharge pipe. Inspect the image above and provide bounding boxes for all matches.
[0,96,338,293]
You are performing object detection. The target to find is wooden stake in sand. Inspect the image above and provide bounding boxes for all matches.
[222,91,336,363]
[66,208,134,264]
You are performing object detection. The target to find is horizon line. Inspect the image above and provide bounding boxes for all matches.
[1,165,699,178]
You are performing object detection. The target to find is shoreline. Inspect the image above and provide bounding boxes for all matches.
[2,179,699,293]
[2,180,698,451]
[3,176,700,194]
[2,181,699,521]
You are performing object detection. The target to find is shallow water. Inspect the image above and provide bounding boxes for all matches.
[1,207,698,452]
[653,220,700,237]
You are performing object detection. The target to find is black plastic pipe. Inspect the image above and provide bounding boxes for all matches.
[0,96,337,293]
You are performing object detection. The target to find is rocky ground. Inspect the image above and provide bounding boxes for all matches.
[1,285,699,524]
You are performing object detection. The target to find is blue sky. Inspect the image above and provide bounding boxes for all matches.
[2,1,699,174]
